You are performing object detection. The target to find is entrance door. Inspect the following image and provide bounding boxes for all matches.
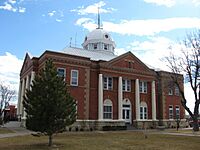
[122,104,131,124]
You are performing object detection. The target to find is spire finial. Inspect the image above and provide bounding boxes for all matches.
[97,7,101,29]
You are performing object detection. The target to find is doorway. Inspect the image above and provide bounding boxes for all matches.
[122,99,131,124]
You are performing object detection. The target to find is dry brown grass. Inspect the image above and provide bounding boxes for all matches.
[0,127,14,134]
[0,131,200,150]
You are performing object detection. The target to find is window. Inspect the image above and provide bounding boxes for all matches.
[139,81,147,93]
[71,70,78,86]
[103,77,113,90]
[94,43,97,49]
[103,99,112,119]
[57,68,66,80]
[175,86,180,96]
[122,79,131,92]
[140,102,147,120]
[104,44,108,50]
[169,105,173,119]
[176,106,180,119]
[168,88,173,95]
[140,107,147,120]
[105,34,109,39]
[128,62,132,68]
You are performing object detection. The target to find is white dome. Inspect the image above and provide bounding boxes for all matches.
[82,28,116,54]
[86,29,112,41]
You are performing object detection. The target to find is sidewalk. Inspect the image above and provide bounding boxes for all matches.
[147,128,200,137]
[0,121,33,139]
[160,132,200,137]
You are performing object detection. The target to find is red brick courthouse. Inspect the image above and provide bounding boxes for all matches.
[17,27,187,129]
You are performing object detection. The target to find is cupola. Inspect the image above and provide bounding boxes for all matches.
[82,9,116,54]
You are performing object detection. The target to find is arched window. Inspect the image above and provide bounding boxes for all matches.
[140,101,147,120]
[122,98,131,108]
[103,99,112,119]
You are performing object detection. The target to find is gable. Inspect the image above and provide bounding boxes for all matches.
[102,51,152,73]
[20,53,32,75]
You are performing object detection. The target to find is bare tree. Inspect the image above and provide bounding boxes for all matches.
[166,30,200,131]
[0,83,16,124]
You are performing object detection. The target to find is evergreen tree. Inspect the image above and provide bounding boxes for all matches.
[23,59,76,146]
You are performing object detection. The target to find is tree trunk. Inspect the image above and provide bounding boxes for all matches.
[193,118,199,132]
[48,134,53,147]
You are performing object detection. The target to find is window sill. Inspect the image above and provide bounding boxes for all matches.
[123,90,131,92]
[71,84,78,87]
[139,119,148,121]
[103,119,113,120]
[169,119,174,121]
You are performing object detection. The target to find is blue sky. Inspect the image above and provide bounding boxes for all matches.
[0,0,200,108]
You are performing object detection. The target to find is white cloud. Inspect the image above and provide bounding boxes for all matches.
[176,0,200,7]
[48,10,56,17]
[192,0,200,6]
[0,1,27,13]
[184,82,195,113]
[0,52,23,92]
[127,36,176,71]
[76,18,94,25]
[45,10,64,22]
[143,0,176,7]
[143,0,200,7]
[56,19,62,22]
[8,0,16,4]
[59,10,64,17]
[0,2,17,12]
[71,1,116,15]
[75,18,96,30]
[76,17,200,36]
[115,48,128,56]
[116,36,185,71]
[18,7,26,13]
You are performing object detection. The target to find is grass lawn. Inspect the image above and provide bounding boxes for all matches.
[0,127,14,134]
[166,128,200,135]
[0,131,200,150]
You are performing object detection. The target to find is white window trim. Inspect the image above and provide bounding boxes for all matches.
[122,79,131,92]
[169,105,173,119]
[103,99,113,120]
[175,105,180,119]
[139,81,147,93]
[57,68,66,80]
[168,88,173,95]
[175,86,180,96]
[140,102,148,120]
[70,70,78,86]
[140,106,148,120]
[94,43,97,49]
[103,76,113,90]
[104,44,108,50]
